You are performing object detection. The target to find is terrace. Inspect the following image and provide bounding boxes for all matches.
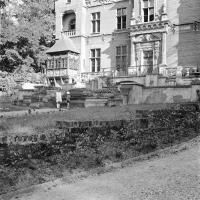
[81,65,200,80]
[81,65,160,80]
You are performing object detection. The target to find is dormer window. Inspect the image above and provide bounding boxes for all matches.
[69,18,76,30]
[143,0,154,22]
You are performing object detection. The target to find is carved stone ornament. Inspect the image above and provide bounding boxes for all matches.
[135,44,141,61]
[131,9,135,18]
[96,0,112,4]
[134,33,161,43]
[85,0,114,6]
[85,0,92,6]
[154,41,160,59]
[136,15,142,24]
[130,20,169,35]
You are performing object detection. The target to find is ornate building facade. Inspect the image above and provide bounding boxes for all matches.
[46,0,200,87]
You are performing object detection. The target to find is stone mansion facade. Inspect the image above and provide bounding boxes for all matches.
[46,0,200,87]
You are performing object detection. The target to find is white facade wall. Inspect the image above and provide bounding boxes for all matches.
[55,0,132,74]
[54,0,200,76]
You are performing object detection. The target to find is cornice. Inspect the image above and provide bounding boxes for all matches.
[85,0,127,8]
[130,20,170,35]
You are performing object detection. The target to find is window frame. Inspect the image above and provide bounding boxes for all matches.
[116,45,127,71]
[142,0,154,23]
[90,48,101,72]
[91,12,100,34]
[117,8,127,30]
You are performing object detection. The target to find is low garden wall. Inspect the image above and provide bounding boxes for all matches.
[122,83,200,105]
[0,103,200,165]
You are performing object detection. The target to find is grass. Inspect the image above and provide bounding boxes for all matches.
[0,104,170,136]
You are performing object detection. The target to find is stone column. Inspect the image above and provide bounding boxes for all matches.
[130,8,136,25]
[154,0,160,21]
[154,41,160,73]
[130,37,136,67]
[129,36,137,75]
[163,0,167,13]
[162,32,167,65]
[59,13,64,38]
[161,0,168,21]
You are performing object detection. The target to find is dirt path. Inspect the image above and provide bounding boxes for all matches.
[2,139,199,200]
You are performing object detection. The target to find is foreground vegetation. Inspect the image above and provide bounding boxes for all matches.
[0,104,199,195]
[1,130,198,195]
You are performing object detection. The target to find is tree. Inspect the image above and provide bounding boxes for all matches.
[0,0,55,73]
[0,0,8,9]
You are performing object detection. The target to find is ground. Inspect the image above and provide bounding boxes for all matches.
[2,137,200,200]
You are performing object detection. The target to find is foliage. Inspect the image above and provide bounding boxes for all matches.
[0,0,55,73]
[1,107,200,194]
[0,0,8,9]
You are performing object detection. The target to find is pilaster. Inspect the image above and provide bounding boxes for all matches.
[161,0,168,21]
[162,31,167,65]
[130,37,136,67]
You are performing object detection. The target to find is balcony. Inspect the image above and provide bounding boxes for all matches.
[81,65,160,80]
[63,30,76,37]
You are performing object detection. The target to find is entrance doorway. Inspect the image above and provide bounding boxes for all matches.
[143,50,153,74]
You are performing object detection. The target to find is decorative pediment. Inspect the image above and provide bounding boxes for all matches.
[85,0,127,7]
[134,33,161,43]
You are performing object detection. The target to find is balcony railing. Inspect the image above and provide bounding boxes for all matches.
[80,65,160,80]
[62,30,76,36]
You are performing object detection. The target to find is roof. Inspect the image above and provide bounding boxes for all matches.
[46,35,79,54]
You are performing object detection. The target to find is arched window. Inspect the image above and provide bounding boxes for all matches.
[69,18,76,30]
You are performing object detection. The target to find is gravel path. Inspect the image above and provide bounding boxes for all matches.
[3,139,200,200]
[0,108,59,117]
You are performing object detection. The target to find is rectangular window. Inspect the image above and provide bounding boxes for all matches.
[91,12,100,33]
[116,45,127,71]
[90,49,101,72]
[143,0,154,22]
[117,8,126,30]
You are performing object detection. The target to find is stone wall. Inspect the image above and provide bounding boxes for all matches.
[123,83,200,105]
[0,103,200,165]
[13,88,58,108]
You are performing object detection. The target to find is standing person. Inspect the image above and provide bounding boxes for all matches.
[56,88,62,110]
[66,91,71,109]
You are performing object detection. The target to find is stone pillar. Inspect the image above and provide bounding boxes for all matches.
[130,9,136,25]
[163,0,167,13]
[57,13,64,39]
[162,32,167,65]
[154,0,158,19]
[154,41,160,73]
[130,37,136,67]
[161,0,168,21]
[129,36,138,75]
